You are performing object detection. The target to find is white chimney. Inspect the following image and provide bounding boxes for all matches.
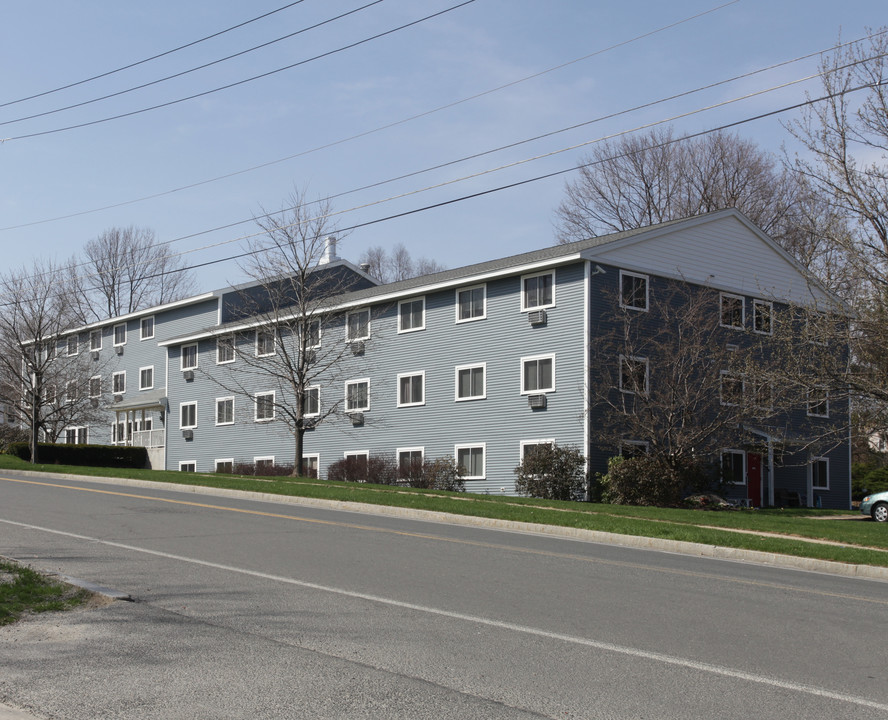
[321,236,338,264]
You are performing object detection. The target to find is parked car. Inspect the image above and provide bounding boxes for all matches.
[860,490,888,522]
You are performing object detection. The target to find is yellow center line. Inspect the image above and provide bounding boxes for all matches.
[3,475,887,606]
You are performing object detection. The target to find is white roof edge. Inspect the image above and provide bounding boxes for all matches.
[66,292,218,335]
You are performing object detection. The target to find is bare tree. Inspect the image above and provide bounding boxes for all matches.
[359,242,445,283]
[210,188,373,476]
[70,226,196,323]
[0,260,106,461]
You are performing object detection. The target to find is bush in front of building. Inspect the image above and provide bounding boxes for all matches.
[230,462,295,477]
[514,443,586,501]
[326,454,399,485]
[5,442,147,468]
[403,457,466,492]
[598,454,711,507]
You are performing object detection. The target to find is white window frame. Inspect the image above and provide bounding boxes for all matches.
[113,322,127,347]
[619,355,649,395]
[345,379,370,413]
[619,270,649,312]
[520,354,555,395]
[397,371,425,408]
[620,440,650,457]
[66,335,78,357]
[811,456,830,490]
[455,284,486,323]
[216,336,235,364]
[89,375,101,399]
[807,387,829,418]
[520,271,555,312]
[65,380,77,404]
[304,319,321,349]
[345,309,370,342]
[720,293,745,330]
[140,316,155,341]
[397,447,425,477]
[455,443,486,480]
[255,328,276,357]
[722,449,746,485]
[344,450,369,461]
[302,453,320,479]
[520,439,555,462]
[179,461,197,472]
[112,370,126,395]
[215,458,234,474]
[304,386,320,417]
[139,365,154,391]
[215,396,234,426]
[752,299,773,335]
[254,456,275,472]
[181,343,198,371]
[180,401,197,430]
[89,330,102,352]
[255,391,275,422]
[455,363,486,401]
[398,297,425,334]
[719,370,744,406]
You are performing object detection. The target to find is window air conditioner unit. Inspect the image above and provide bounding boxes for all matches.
[182,429,193,440]
[115,346,124,355]
[528,310,547,326]
[113,394,123,403]
[350,340,365,355]
[528,394,547,409]
[91,351,99,361]
[183,370,194,381]
[90,398,99,408]
[349,412,364,426]
[303,417,316,430]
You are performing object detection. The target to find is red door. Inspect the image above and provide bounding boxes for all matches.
[747,453,762,508]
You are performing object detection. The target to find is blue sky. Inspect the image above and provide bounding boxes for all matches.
[1,0,883,291]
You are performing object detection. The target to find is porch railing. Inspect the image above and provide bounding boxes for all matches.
[130,429,164,448]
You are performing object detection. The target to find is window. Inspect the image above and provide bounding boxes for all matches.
[345,380,370,412]
[456,285,486,322]
[255,456,275,473]
[812,457,829,490]
[346,309,370,341]
[216,336,235,364]
[256,328,275,357]
[179,462,196,472]
[139,366,154,391]
[44,385,57,405]
[807,387,829,418]
[722,450,745,484]
[90,330,102,351]
[215,459,234,474]
[520,439,554,462]
[65,381,78,403]
[522,272,554,311]
[65,427,89,445]
[89,376,101,398]
[140,316,155,340]
[720,371,743,406]
[753,300,772,335]
[112,371,126,395]
[720,293,744,330]
[181,343,198,370]
[620,271,648,311]
[304,386,320,417]
[302,454,319,479]
[620,440,649,458]
[398,448,424,478]
[113,323,127,346]
[180,402,197,429]
[216,397,234,426]
[255,391,275,422]
[397,372,425,407]
[752,381,773,411]
[455,364,485,401]
[66,335,78,356]
[521,355,555,394]
[398,298,425,333]
[619,356,648,395]
[456,444,485,479]
[305,320,321,348]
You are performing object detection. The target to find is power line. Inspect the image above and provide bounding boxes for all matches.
[0,1,477,142]
[0,1,385,128]
[0,1,309,110]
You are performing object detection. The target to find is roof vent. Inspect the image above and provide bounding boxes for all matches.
[321,236,338,264]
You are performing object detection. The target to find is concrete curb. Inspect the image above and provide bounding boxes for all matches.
[8,468,888,582]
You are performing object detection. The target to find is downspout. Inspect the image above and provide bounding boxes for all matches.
[583,260,590,500]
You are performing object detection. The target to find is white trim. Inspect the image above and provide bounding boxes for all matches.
[619,270,649,312]
[304,385,320,417]
[721,449,746,485]
[215,396,234,426]
[88,375,101,399]
[344,450,369,460]
[138,365,154,391]
[719,293,745,330]
[255,328,276,357]
[254,391,275,422]
[520,270,556,312]
[89,329,102,352]
[112,370,126,395]
[807,387,829,418]
[396,446,425,475]
[345,309,370,342]
[345,378,370,413]
[396,371,425,407]
[811,456,830,491]
[620,440,650,456]
[397,297,426,334]
[215,458,234,474]
[216,336,235,364]
[181,343,199,371]
[66,335,78,357]
[140,315,155,341]
[520,439,555,461]
[455,363,486,401]
[179,461,197,472]
[455,443,486,480]
[301,453,320,479]
[520,354,556,395]
[752,299,773,335]
[583,261,590,488]
[63,292,217,338]
[179,401,197,429]
[113,322,127,347]
[455,284,487,323]
[254,456,275,470]
[719,370,743,406]
[619,355,649,395]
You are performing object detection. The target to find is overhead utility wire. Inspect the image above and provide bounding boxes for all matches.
[0,0,386,127]
[0,1,309,110]
[0,1,477,142]
[0,0,743,229]
[3,77,885,306]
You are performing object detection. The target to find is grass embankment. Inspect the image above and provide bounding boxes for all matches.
[0,558,91,626]
[2,454,885,568]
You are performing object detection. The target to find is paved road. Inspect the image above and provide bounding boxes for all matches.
[1,471,886,719]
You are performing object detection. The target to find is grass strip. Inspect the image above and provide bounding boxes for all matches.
[0,558,91,626]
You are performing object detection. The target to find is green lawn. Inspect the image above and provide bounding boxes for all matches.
[0,558,91,626]
[2,453,885,567]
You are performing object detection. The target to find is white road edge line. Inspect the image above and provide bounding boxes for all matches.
[5,517,886,712]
